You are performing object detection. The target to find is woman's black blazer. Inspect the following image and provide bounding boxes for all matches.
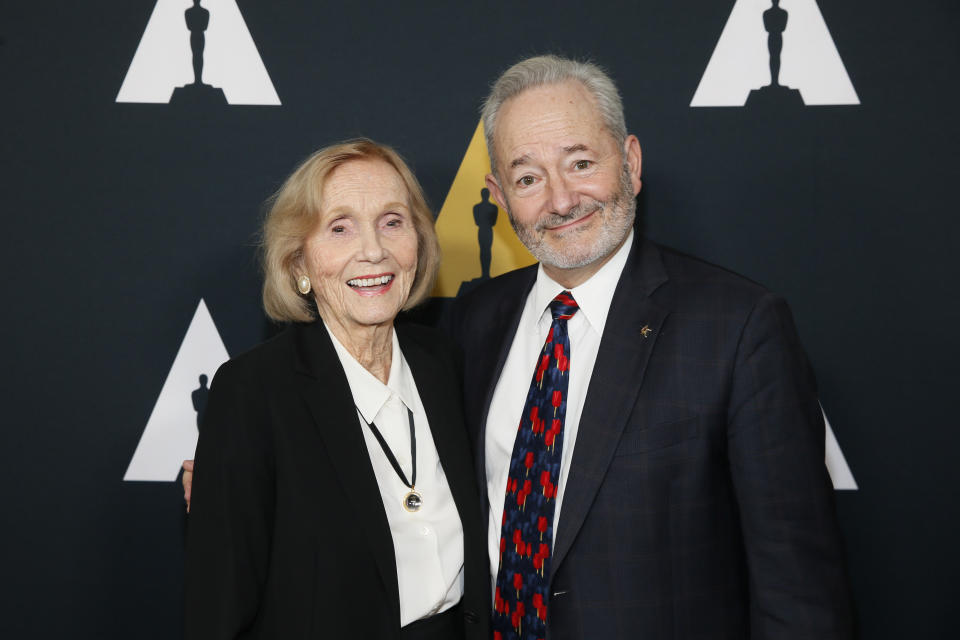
[184,320,490,639]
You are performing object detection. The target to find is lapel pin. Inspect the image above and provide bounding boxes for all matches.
[640,324,652,338]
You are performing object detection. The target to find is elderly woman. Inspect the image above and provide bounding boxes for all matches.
[184,140,489,640]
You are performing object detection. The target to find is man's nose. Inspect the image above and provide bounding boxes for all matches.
[545,174,577,215]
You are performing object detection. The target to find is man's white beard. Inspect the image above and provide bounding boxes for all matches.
[506,165,636,270]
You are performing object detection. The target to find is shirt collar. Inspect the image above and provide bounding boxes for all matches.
[323,322,416,424]
[532,228,634,334]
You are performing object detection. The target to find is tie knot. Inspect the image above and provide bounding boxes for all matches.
[549,291,579,321]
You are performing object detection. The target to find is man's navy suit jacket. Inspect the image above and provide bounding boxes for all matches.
[448,233,854,639]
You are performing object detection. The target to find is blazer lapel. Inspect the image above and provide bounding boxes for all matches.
[292,321,401,626]
[551,238,670,574]
[399,329,479,533]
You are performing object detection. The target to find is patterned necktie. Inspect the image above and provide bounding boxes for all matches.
[492,291,579,640]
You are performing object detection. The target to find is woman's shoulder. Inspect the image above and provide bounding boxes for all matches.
[212,325,298,385]
[396,320,463,374]
[395,320,456,354]
[396,322,464,402]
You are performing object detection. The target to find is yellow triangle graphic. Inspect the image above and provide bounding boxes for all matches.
[433,121,535,298]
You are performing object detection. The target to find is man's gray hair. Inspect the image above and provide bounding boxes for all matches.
[481,55,628,177]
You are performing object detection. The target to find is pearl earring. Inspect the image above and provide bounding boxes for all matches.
[297,275,311,295]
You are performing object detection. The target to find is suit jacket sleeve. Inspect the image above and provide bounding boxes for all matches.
[184,358,275,640]
[726,293,854,639]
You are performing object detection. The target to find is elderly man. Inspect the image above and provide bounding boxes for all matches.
[448,55,853,639]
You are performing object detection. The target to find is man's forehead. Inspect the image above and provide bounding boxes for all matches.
[499,81,600,124]
[495,82,610,148]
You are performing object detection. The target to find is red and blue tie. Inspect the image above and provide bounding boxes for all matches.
[492,291,579,640]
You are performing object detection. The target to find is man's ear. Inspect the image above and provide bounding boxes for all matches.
[485,173,509,211]
[624,135,643,195]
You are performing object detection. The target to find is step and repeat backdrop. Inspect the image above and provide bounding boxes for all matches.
[2,1,958,637]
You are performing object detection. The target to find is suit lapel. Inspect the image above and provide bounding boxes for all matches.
[551,238,670,574]
[292,321,401,626]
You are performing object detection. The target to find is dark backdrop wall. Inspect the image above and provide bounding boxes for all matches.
[2,1,958,638]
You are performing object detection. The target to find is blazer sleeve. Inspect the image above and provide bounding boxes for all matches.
[726,293,855,639]
[184,358,275,640]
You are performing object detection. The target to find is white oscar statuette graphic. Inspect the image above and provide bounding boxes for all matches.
[691,0,859,107]
[124,299,229,482]
[822,405,857,490]
[116,0,280,105]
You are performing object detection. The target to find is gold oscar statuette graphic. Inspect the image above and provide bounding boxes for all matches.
[433,121,536,298]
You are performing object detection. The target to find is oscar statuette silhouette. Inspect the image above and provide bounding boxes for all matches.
[457,187,500,296]
[170,0,227,105]
[746,0,804,107]
[191,374,210,432]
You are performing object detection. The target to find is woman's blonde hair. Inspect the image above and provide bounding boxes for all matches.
[261,139,440,323]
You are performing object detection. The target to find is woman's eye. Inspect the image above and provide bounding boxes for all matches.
[575,160,591,170]
[331,225,345,234]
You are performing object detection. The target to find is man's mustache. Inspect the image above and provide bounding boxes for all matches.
[535,200,604,232]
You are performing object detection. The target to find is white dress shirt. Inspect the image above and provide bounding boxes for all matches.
[325,322,464,626]
[484,230,634,591]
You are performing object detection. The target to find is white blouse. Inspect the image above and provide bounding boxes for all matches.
[325,322,465,625]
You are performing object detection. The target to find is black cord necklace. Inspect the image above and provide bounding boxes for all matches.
[357,406,422,512]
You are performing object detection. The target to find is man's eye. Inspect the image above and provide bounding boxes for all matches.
[518,175,536,187]
[575,160,591,170]
[332,225,345,233]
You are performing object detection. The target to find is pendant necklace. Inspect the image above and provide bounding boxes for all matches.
[357,406,422,512]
